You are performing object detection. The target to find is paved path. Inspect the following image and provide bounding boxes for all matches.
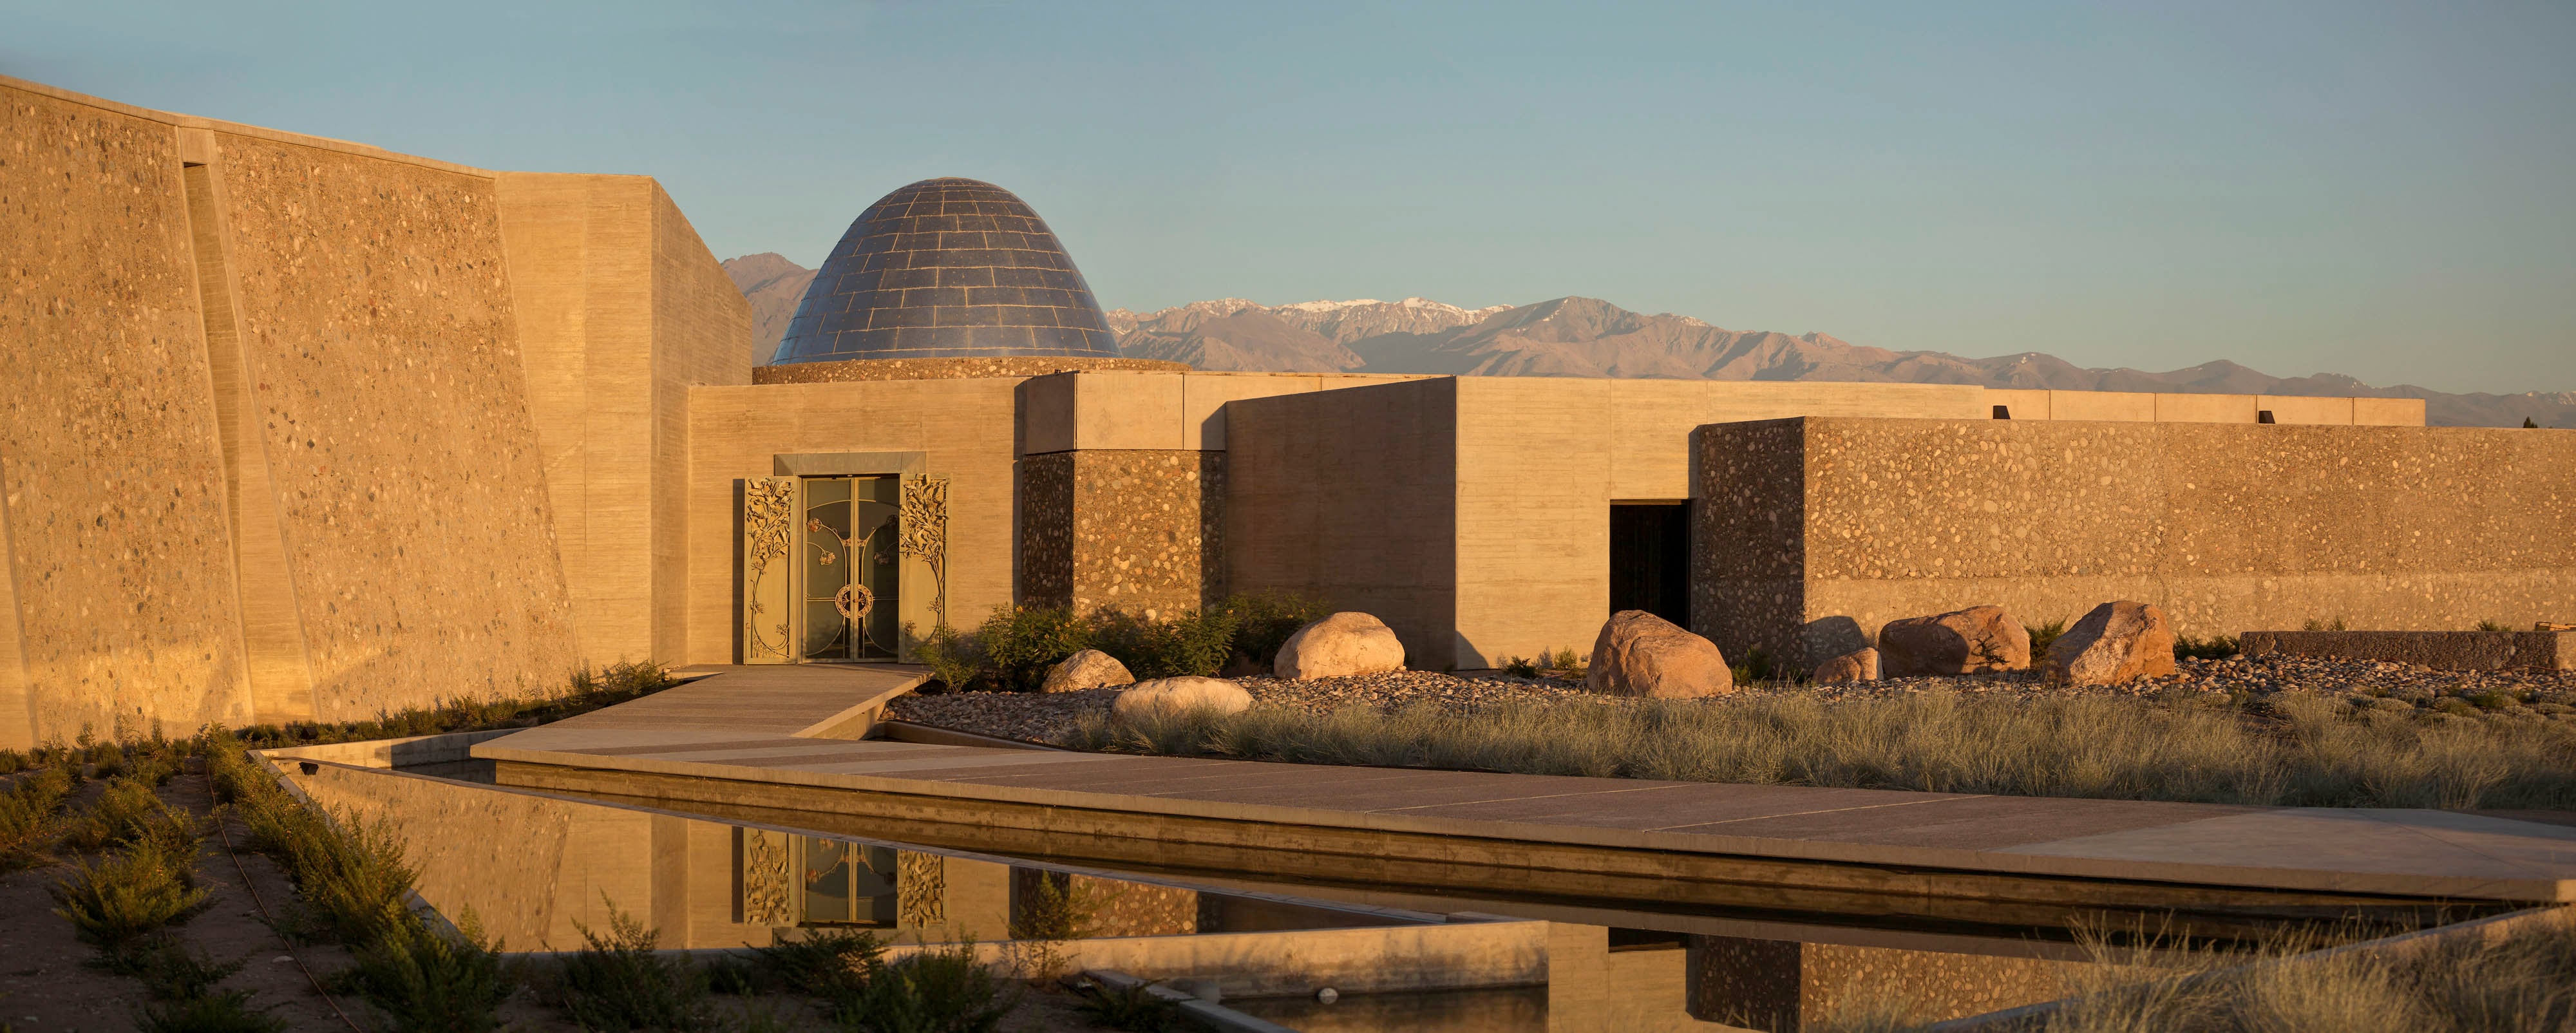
[479,669,2576,904]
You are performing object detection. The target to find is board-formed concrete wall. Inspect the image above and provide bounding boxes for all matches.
[0,75,750,746]
[1692,417,2576,670]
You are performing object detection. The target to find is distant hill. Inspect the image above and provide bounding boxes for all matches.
[726,254,2569,428]
[721,252,815,359]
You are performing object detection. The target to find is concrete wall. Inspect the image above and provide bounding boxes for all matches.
[1693,417,2576,670]
[1226,380,1461,664]
[685,379,1023,663]
[498,173,754,667]
[0,75,748,745]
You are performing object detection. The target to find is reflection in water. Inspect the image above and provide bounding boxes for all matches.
[278,756,2373,1032]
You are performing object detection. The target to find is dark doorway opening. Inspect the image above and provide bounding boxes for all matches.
[1610,503,1690,626]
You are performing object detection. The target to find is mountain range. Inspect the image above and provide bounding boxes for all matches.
[722,254,2570,428]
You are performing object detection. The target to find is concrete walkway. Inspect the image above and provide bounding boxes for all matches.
[477,669,2576,906]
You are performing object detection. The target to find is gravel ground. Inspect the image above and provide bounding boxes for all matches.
[882,654,2576,746]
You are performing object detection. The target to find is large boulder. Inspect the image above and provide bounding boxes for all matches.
[1813,647,1880,684]
[1273,612,1407,679]
[2044,601,2178,685]
[1584,611,1735,698]
[1041,649,1133,693]
[1878,605,2030,676]
[1110,677,1252,723]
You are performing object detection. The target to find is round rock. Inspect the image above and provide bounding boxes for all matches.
[1813,647,1880,684]
[1041,649,1134,693]
[1274,612,1408,679]
[1585,610,1734,698]
[1879,605,2030,676]
[1110,676,1252,723]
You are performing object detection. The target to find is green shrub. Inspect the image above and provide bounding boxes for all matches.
[836,943,1013,1033]
[1093,608,1241,680]
[0,750,29,775]
[0,766,74,871]
[2476,619,2515,632]
[1728,646,1774,685]
[1501,656,1539,678]
[133,990,285,1033]
[2026,618,2070,659]
[240,796,415,945]
[51,842,211,949]
[349,916,516,1033]
[907,622,987,692]
[748,928,884,998]
[2175,634,2241,661]
[2302,617,2351,632]
[67,777,201,858]
[974,605,1092,692]
[553,900,712,1032]
[118,938,246,1000]
[1075,981,1182,1032]
[1213,591,1333,669]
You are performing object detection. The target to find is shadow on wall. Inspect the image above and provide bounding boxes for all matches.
[1804,617,1870,668]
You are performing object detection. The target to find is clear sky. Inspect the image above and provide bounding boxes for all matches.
[6,1,2570,394]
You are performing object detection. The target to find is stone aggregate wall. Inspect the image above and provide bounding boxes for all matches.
[754,355,1185,384]
[1684,936,2089,1028]
[218,133,580,717]
[1018,450,1224,618]
[0,85,253,745]
[1694,418,2576,670]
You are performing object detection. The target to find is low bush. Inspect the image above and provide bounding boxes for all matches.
[1728,645,1776,685]
[1215,591,1335,670]
[50,842,211,950]
[66,777,202,859]
[746,928,884,998]
[1065,689,2576,810]
[835,943,1013,1033]
[223,661,674,753]
[1075,980,1182,1032]
[118,938,247,1000]
[0,766,75,871]
[133,990,285,1033]
[348,916,516,1033]
[551,900,712,1032]
[2175,634,2240,661]
[976,606,1092,692]
[1091,608,1240,681]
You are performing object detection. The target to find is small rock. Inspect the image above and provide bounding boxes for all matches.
[1879,605,2031,676]
[1813,648,1880,684]
[1585,611,1734,699]
[1274,612,1407,679]
[2043,601,2179,685]
[1040,649,1133,693]
[1111,676,1252,722]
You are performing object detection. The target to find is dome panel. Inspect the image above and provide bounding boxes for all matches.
[770,178,1122,363]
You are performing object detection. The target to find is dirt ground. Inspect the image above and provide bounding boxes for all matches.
[0,766,1102,1033]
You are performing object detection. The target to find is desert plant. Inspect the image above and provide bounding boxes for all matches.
[2026,618,2070,658]
[132,990,285,1033]
[51,842,212,950]
[2302,616,2351,632]
[348,915,516,1033]
[0,766,75,871]
[1213,591,1334,669]
[835,943,1013,1033]
[1074,980,1182,1032]
[1092,608,1241,680]
[1500,656,1539,678]
[118,938,248,1000]
[238,793,416,944]
[1064,687,2576,810]
[552,899,712,1032]
[974,605,1092,692]
[2174,634,2240,661]
[66,777,202,858]
[747,927,884,998]
[907,622,987,692]
[2476,618,2514,632]
[1728,645,1774,685]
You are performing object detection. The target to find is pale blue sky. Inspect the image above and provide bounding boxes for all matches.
[6,1,2570,393]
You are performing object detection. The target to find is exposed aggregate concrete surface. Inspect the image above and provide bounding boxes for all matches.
[882,654,2576,746]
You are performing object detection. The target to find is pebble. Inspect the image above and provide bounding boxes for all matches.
[881,655,2576,746]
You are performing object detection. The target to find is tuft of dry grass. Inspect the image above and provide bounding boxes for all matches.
[1061,689,2576,809]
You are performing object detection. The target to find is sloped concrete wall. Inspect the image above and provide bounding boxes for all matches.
[1694,418,2576,670]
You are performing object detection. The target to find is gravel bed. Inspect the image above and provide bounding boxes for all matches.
[881,654,2576,746]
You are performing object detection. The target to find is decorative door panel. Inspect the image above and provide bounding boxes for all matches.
[741,476,799,664]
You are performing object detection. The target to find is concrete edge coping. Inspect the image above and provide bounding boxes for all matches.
[873,720,1064,752]
[1076,969,1300,1033]
[258,727,522,769]
[468,740,2576,904]
[793,671,936,739]
[1920,904,2576,1033]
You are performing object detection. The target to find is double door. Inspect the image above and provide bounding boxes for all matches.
[744,475,902,663]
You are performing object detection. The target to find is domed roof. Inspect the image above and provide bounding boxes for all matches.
[770,178,1121,363]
